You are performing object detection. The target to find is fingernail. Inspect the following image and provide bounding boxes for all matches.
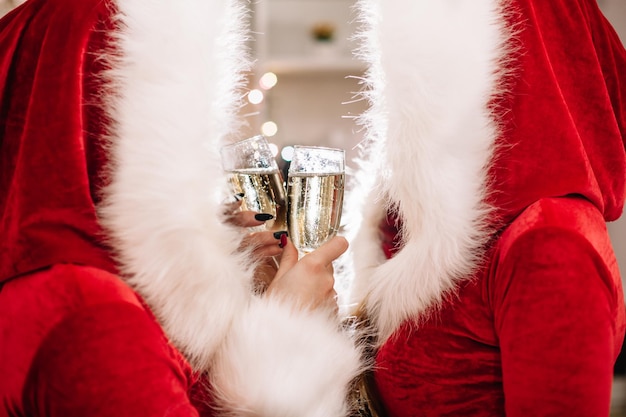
[273,231,288,240]
[254,213,274,221]
[234,193,244,201]
[279,234,288,248]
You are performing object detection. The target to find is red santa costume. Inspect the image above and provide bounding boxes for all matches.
[0,0,362,416]
[342,0,626,415]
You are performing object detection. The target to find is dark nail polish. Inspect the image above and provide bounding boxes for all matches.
[273,231,288,240]
[254,213,274,221]
[279,233,288,248]
[234,193,245,201]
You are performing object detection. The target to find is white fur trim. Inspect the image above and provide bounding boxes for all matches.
[340,0,514,343]
[98,2,363,414]
[211,297,363,417]
[100,0,253,369]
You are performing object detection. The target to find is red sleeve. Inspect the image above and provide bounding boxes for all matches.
[494,226,625,416]
[22,302,207,417]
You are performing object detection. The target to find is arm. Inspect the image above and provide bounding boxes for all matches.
[23,302,203,417]
[495,227,624,416]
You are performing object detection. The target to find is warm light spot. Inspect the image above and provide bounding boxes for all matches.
[248,89,264,104]
[261,121,278,137]
[281,145,294,162]
[259,72,278,90]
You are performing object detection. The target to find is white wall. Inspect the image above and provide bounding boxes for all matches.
[241,72,367,174]
[600,0,626,41]
[0,0,25,18]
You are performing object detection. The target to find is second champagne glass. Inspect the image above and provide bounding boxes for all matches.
[287,146,345,256]
[221,135,287,232]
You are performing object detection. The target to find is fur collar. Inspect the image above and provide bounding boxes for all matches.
[99,0,253,369]
[341,0,515,344]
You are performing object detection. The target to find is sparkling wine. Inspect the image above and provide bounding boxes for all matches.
[228,169,287,231]
[287,173,344,253]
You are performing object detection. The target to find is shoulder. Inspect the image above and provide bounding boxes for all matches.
[498,197,612,261]
[488,197,622,309]
[490,197,622,299]
[48,264,144,308]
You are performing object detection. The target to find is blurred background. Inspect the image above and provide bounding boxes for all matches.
[0,0,624,413]
[238,0,367,173]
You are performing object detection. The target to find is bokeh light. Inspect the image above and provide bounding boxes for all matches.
[259,72,278,90]
[281,145,294,162]
[261,121,278,137]
[248,89,264,104]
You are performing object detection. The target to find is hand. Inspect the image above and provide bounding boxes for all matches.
[267,235,349,312]
[223,199,285,290]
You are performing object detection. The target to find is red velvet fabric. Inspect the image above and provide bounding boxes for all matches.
[377,198,625,416]
[488,0,626,225]
[374,0,626,415]
[0,0,117,282]
[0,1,214,415]
[1,265,210,417]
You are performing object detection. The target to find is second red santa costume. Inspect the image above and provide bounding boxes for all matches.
[341,0,626,415]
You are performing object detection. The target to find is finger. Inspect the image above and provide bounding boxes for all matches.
[306,236,349,266]
[274,236,298,280]
[252,240,284,258]
[228,211,274,228]
[240,231,286,257]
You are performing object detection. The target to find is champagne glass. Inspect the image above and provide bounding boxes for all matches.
[221,135,287,232]
[287,146,345,256]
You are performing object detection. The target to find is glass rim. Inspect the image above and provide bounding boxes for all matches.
[221,134,268,150]
[291,145,345,154]
[288,145,345,175]
[220,134,277,171]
